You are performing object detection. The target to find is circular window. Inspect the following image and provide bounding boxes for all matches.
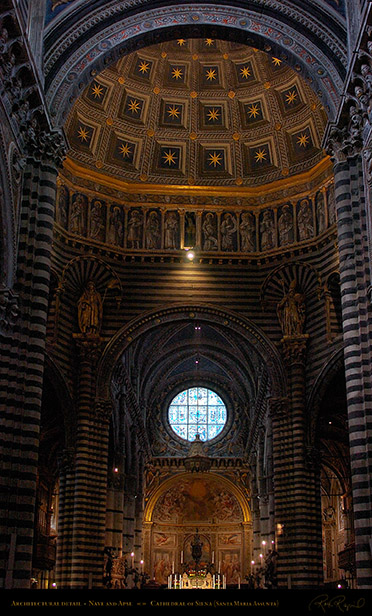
[168,386,227,442]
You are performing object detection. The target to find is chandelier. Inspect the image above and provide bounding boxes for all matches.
[184,433,212,472]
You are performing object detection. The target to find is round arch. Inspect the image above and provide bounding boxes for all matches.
[144,471,251,523]
[96,302,287,402]
[44,2,347,126]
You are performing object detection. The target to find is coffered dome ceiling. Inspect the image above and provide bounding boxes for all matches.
[65,38,329,188]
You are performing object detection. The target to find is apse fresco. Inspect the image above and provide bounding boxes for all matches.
[152,477,242,523]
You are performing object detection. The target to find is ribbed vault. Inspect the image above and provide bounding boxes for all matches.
[107,305,285,460]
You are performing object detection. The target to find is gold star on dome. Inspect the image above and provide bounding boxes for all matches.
[127,98,141,114]
[205,38,214,46]
[285,89,297,105]
[77,126,90,142]
[138,60,150,74]
[207,107,220,122]
[254,148,267,163]
[247,103,260,118]
[240,65,251,79]
[205,68,217,81]
[119,142,132,158]
[177,39,186,46]
[208,151,223,167]
[297,132,310,147]
[172,67,183,80]
[167,104,181,119]
[163,150,178,166]
[272,57,282,66]
[91,83,104,99]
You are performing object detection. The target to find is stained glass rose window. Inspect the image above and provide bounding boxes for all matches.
[168,387,227,442]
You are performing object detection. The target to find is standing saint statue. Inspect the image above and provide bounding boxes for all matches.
[77,280,103,335]
[276,279,306,337]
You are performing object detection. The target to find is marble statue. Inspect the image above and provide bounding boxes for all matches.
[276,279,306,337]
[77,280,103,335]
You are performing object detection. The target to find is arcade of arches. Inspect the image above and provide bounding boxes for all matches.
[1,1,372,593]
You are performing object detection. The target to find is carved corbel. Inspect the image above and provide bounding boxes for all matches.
[94,397,113,425]
[57,447,76,475]
[280,334,309,366]
[268,396,290,419]
[0,285,19,332]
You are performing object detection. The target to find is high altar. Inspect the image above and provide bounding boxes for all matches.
[167,530,227,589]
[143,473,252,588]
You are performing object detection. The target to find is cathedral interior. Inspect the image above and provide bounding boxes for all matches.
[1,0,372,596]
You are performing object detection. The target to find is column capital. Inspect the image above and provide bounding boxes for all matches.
[325,102,367,164]
[23,122,67,167]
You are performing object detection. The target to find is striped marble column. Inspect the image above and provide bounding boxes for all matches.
[327,127,372,588]
[0,130,66,589]
[55,448,75,588]
[69,335,111,589]
[270,335,323,589]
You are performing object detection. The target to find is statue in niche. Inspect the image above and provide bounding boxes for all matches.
[90,200,105,241]
[77,280,103,335]
[220,212,237,251]
[185,212,196,248]
[240,212,255,252]
[70,194,85,236]
[316,196,326,234]
[260,209,275,251]
[145,210,160,249]
[202,212,218,251]
[58,185,69,228]
[107,206,123,246]
[278,205,294,246]
[328,185,336,225]
[164,211,179,249]
[127,209,143,249]
[297,199,314,241]
[276,279,306,337]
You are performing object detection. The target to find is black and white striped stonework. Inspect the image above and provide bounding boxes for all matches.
[66,340,111,589]
[333,153,372,589]
[271,340,323,589]
[0,153,61,589]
